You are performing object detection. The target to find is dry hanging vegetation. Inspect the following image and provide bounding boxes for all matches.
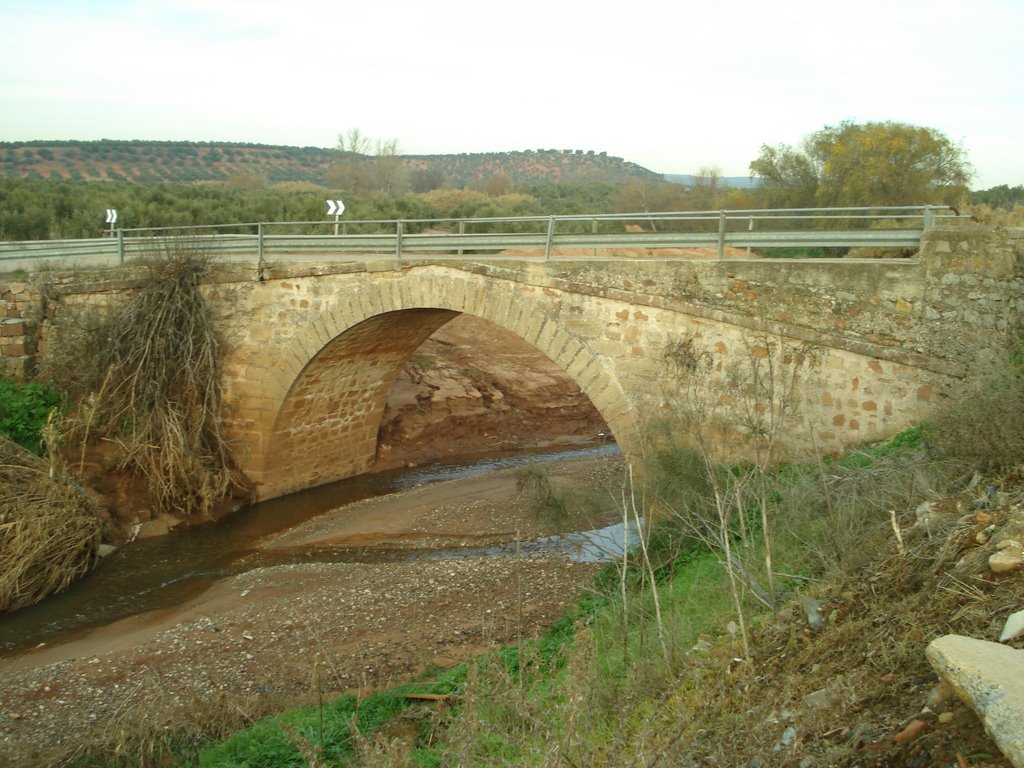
[0,434,101,612]
[44,243,247,521]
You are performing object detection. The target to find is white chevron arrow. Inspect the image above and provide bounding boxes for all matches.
[325,199,345,216]
[105,208,118,224]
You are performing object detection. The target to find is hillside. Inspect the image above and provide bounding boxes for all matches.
[0,140,662,188]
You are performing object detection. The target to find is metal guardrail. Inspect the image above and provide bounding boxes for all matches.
[0,206,960,272]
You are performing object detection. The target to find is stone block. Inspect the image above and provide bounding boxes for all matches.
[926,635,1024,767]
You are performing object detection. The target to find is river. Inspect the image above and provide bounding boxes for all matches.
[0,443,624,656]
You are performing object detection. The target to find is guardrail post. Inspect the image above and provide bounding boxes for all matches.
[396,220,404,261]
[923,205,935,230]
[592,217,598,259]
[746,216,753,259]
[117,228,125,266]
[544,216,555,261]
[257,222,265,280]
[458,220,465,256]
[717,210,726,260]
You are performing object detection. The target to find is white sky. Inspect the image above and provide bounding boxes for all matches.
[1,0,1021,189]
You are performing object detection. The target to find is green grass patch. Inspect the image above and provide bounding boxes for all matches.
[408,352,438,369]
[200,668,466,767]
[0,376,59,454]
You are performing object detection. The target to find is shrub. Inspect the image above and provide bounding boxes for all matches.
[0,435,101,612]
[42,244,248,518]
[925,347,1024,469]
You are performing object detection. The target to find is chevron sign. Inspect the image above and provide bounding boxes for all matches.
[105,209,118,224]
[325,200,345,216]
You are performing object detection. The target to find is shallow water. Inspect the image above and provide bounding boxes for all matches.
[0,443,624,655]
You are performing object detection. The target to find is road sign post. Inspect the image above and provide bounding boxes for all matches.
[325,199,345,235]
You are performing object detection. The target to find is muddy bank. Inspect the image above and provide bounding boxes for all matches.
[375,314,609,470]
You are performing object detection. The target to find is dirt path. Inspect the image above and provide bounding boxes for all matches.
[0,454,625,767]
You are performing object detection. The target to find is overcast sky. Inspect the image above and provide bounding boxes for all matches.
[1,0,1021,189]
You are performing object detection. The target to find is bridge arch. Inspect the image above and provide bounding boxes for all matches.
[247,266,641,500]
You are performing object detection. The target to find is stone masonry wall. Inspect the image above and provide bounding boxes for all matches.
[0,282,43,381]
[6,226,1021,500]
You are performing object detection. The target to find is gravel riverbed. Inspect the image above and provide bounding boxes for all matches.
[0,455,623,766]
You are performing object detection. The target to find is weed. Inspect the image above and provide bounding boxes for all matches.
[201,669,466,768]
[408,352,437,369]
[925,346,1024,470]
[0,376,59,454]
[516,463,572,530]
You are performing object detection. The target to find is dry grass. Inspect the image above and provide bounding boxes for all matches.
[42,242,249,520]
[622,480,1023,768]
[0,434,100,612]
[926,348,1024,471]
[57,684,287,768]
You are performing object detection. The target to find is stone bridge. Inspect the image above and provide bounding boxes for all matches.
[3,226,1022,500]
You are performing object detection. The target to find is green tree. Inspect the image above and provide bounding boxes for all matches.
[410,167,444,193]
[972,184,1024,209]
[750,121,972,208]
[613,180,689,215]
[748,144,819,208]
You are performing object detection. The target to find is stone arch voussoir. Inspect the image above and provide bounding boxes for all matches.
[253,266,640,500]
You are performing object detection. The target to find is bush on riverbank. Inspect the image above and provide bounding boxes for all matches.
[0,434,101,613]
[42,245,248,520]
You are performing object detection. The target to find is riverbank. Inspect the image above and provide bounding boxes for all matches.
[0,453,624,767]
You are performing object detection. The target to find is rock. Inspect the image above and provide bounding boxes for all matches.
[135,514,180,540]
[1000,610,1024,643]
[926,635,1024,767]
[773,725,797,751]
[997,539,1023,551]
[926,681,957,709]
[689,636,712,654]
[939,711,955,724]
[989,547,1024,574]
[802,686,842,711]
[894,718,929,744]
[96,544,117,558]
[802,597,824,631]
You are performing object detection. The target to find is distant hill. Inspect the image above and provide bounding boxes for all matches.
[0,140,663,188]
[663,173,761,189]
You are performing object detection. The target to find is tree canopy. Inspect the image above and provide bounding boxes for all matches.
[750,121,972,209]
